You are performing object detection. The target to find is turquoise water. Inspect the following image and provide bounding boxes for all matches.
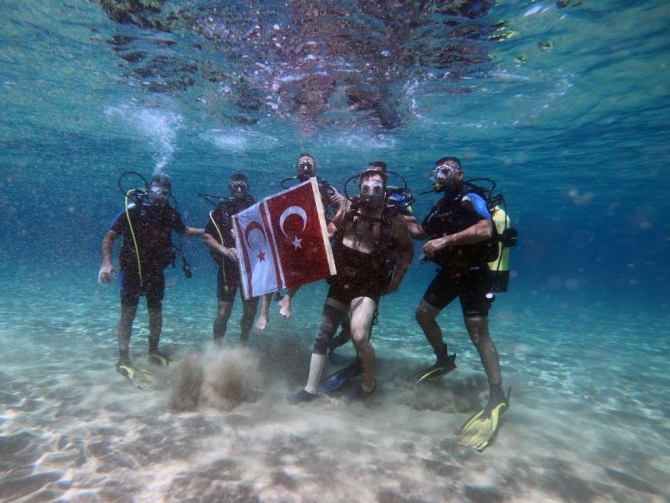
[1,1,669,502]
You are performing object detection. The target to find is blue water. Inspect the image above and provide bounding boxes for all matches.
[1,1,669,502]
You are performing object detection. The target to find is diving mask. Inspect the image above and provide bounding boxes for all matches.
[429,164,460,192]
[360,180,385,200]
[230,180,248,195]
[148,185,170,205]
[297,161,316,181]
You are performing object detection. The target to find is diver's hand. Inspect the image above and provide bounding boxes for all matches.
[98,264,115,284]
[223,246,239,261]
[422,236,448,259]
[328,186,345,211]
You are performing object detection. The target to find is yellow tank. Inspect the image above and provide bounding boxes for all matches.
[488,205,510,292]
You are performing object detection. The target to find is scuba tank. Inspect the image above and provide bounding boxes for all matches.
[488,205,510,292]
[487,198,517,293]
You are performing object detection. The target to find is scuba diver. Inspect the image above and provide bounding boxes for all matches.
[324,169,417,367]
[99,173,204,377]
[202,173,259,345]
[403,156,512,452]
[288,162,414,403]
[254,153,347,332]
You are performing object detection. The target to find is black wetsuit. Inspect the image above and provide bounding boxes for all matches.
[110,202,186,308]
[421,189,497,318]
[204,196,255,302]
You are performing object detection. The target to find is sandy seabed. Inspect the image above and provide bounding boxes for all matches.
[1,275,668,502]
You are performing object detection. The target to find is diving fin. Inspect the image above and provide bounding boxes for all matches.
[457,387,511,452]
[116,362,143,389]
[149,350,172,366]
[328,329,352,365]
[328,349,351,366]
[318,357,363,394]
[415,353,457,384]
[138,368,157,388]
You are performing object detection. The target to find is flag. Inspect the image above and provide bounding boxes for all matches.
[233,178,336,299]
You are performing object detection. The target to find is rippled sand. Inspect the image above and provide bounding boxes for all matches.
[1,275,668,502]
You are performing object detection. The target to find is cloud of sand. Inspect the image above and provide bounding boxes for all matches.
[169,346,262,412]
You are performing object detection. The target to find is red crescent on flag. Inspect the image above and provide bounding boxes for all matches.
[244,221,266,251]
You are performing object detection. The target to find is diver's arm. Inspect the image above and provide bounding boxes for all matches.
[327,199,350,238]
[326,222,337,239]
[402,215,429,240]
[422,219,493,259]
[385,216,414,294]
[180,226,205,237]
[203,232,238,261]
[99,230,119,283]
[328,185,345,212]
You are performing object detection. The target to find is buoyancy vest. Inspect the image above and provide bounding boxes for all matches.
[332,197,400,291]
[422,187,500,269]
[120,202,181,271]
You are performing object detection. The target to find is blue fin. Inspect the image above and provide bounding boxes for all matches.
[328,349,351,366]
[318,358,363,394]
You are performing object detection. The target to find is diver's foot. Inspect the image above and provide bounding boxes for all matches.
[483,386,512,418]
[278,297,292,319]
[116,359,135,378]
[414,353,457,384]
[116,358,132,370]
[346,380,377,402]
[148,349,171,366]
[287,389,317,404]
[254,316,268,330]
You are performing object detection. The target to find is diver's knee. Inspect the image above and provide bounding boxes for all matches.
[465,317,489,345]
[415,302,435,325]
[313,333,330,354]
[350,329,368,347]
[313,320,338,353]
